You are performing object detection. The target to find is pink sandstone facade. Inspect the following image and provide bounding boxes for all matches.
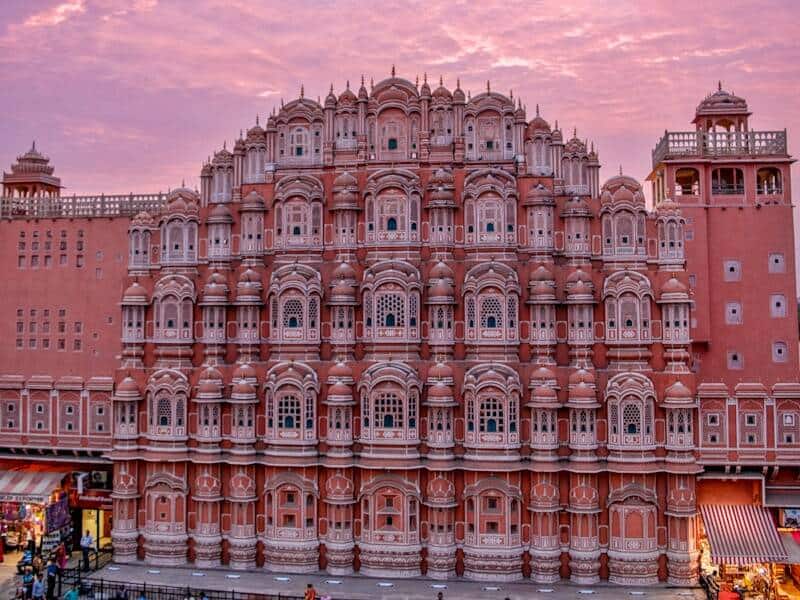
[1,75,797,585]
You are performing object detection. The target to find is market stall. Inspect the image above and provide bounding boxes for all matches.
[0,468,72,558]
[699,504,788,599]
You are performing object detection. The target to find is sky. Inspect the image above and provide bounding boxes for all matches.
[0,0,799,199]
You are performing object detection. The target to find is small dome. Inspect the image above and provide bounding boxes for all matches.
[332,262,356,280]
[432,84,452,100]
[566,269,591,285]
[661,277,688,295]
[419,77,431,97]
[239,268,261,284]
[206,271,227,286]
[328,361,353,379]
[232,380,256,397]
[325,86,337,107]
[428,362,453,379]
[333,171,357,188]
[429,279,454,298]
[338,85,357,104]
[429,261,454,280]
[530,366,556,383]
[232,363,257,381]
[199,365,223,383]
[116,376,140,394]
[695,84,749,118]
[532,385,557,401]
[665,381,694,401]
[241,190,266,209]
[570,382,596,399]
[453,83,465,103]
[131,211,155,227]
[123,281,148,301]
[525,183,554,204]
[530,264,554,283]
[331,280,356,298]
[428,382,453,400]
[208,203,233,223]
[569,368,595,386]
[527,115,551,136]
[600,174,645,206]
[328,381,352,397]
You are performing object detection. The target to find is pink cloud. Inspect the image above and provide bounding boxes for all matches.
[0,0,797,205]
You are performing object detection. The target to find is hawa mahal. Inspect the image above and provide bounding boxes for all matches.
[0,72,796,585]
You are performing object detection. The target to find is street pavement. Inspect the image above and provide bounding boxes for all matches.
[93,563,707,600]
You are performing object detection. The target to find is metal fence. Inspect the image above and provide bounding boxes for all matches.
[55,550,306,600]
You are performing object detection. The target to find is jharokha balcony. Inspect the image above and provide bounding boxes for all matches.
[652,129,788,166]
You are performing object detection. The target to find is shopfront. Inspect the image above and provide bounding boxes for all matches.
[75,490,112,550]
[0,468,72,557]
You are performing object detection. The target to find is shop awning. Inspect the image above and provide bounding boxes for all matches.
[0,469,68,504]
[780,532,800,564]
[700,504,788,565]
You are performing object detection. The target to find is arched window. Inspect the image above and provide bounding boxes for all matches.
[756,167,782,195]
[387,217,397,231]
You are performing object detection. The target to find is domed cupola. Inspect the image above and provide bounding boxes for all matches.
[600,174,645,207]
[236,268,263,303]
[122,281,149,305]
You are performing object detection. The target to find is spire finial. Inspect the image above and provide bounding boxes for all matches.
[439,74,443,86]
[239,129,243,138]
[619,164,623,176]
[31,140,36,152]
[456,78,461,89]
[424,72,428,83]
[361,74,365,86]
[329,83,334,94]
[181,178,185,187]
[346,79,350,90]
[256,114,259,126]
[391,64,395,77]
[486,80,491,93]
[300,84,304,98]
[370,77,374,89]
[555,119,559,130]
[718,80,722,91]
[415,74,419,87]
[510,89,513,100]
[573,127,577,138]
[223,140,227,150]
[536,103,540,117]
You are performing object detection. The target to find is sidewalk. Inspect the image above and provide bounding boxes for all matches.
[91,562,706,600]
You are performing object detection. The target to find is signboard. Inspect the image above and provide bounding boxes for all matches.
[45,494,70,533]
[781,508,800,528]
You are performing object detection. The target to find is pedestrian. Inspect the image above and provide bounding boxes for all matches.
[136,591,147,600]
[55,543,67,574]
[80,530,94,571]
[62,584,79,600]
[199,592,209,600]
[25,529,35,556]
[31,574,44,600]
[437,593,444,600]
[22,566,34,600]
[31,553,42,576]
[45,559,58,600]
[303,583,317,600]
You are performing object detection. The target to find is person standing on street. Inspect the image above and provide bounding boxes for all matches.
[45,559,58,600]
[303,583,317,600]
[80,530,94,571]
[31,573,44,600]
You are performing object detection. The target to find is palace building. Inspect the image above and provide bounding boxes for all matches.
[0,73,797,585]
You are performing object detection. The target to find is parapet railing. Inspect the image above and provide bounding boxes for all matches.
[652,130,788,166]
[0,193,167,219]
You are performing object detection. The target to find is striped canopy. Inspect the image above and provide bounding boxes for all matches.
[0,469,68,504]
[700,504,788,565]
